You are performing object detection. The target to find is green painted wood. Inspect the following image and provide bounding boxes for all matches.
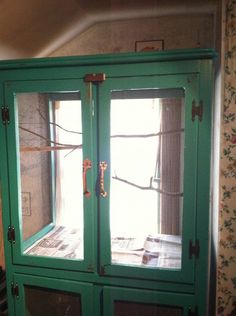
[4,79,95,273]
[98,74,199,284]
[22,223,55,251]
[0,48,216,71]
[14,273,94,316]
[8,263,196,294]
[103,286,195,316]
[48,99,57,227]
[0,85,16,316]
[0,49,215,316]
[195,60,214,315]
[0,61,202,96]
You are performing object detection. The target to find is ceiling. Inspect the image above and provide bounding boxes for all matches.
[0,0,219,59]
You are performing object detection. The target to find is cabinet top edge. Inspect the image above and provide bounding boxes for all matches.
[0,48,217,70]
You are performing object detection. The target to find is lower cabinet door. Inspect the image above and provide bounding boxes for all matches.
[13,274,93,316]
[103,286,195,316]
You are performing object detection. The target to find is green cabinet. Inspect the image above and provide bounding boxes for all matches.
[103,286,195,316]
[13,274,94,316]
[98,74,198,284]
[5,79,95,273]
[0,49,216,315]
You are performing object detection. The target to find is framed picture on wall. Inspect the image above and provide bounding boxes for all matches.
[135,40,164,52]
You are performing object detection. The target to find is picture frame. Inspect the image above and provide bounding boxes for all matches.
[135,40,164,52]
[22,192,32,216]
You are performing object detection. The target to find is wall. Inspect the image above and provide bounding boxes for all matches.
[49,14,214,56]
[217,1,236,315]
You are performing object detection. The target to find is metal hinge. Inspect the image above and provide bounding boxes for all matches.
[189,239,200,259]
[1,106,10,124]
[188,306,198,316]
[192,100,203,121]
[8,226,15,243]
[11,282,19,298]
[100,265,106,275]
[84,73,106,84]
[87,263,94,272]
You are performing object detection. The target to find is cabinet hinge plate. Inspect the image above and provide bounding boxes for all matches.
[11,282,19,297]
[8,226,15,243]
[192,100,203,121]
[189,239,200,259]
[1,106,10,124]
[84,73,106,84]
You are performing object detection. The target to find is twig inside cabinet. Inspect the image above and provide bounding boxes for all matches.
[20,145,82,152]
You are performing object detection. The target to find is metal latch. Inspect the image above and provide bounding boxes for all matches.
[84,73,106,84]
[11,282,19,298]
[100,265,106,275]
[192,100,203,121]
[8,226,15,243]
[1,106,10,124]
[189,239,200,259]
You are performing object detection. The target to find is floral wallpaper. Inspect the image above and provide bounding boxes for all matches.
[217,1,236,315]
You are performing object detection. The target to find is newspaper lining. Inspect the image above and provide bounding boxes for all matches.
[24,226,181,269]
[25,226,83,259]
[111,234,182,269]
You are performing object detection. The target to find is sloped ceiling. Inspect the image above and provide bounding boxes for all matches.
[0,0,218,59]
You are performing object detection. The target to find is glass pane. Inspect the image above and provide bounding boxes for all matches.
[115,301,183,316]
[110,89,184,270]
[25,285,81,316]
[17,92,84,260]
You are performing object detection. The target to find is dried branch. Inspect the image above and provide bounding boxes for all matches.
[110,128,184,139]
[64,147,79,158]
[20,145,81,152]
[19,126,82,149]
[37,108,82,135]
[112,175,183,197]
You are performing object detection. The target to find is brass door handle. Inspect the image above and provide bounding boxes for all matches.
[83,159,92,198]
[99,161,108,197]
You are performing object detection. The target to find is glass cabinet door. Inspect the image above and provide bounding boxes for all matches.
[103,286,195,316]
[14,274,93,316]
[5,79,95,272]
[99,75,199,283]
[24,286,82,316]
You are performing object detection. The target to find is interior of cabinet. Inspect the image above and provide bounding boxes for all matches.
[18,92,84,259]
[109,89,184,269]
[19,93,52,241]
[17,87,184,271]
[114,301,183,316]
[25,285,81,316]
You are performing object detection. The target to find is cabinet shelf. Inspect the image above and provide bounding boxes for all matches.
[23,224,181,270]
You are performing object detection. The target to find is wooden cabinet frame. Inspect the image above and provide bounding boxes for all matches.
[0,49,216,316]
